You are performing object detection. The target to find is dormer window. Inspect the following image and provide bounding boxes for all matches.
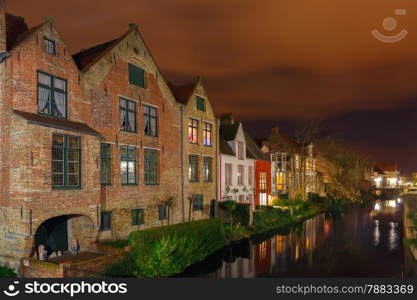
[38,71,67,118]
[44,37,56,55]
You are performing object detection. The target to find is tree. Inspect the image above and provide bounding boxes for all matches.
[318,137,369,202]
[294,121,321,200]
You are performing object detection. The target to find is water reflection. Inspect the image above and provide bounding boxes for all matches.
[179,199,417,278]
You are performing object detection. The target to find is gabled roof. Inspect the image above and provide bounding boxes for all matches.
[219,135,235,156]
[244,131,269,161]
[13,110,103,139]
[219,123,240,141]
[167,81,197,105]
[73,39,119,71]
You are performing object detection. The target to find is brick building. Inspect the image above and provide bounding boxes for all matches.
[0,8,198,270]
[169,77,218,221]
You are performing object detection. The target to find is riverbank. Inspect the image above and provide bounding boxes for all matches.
[224,204,322,242]
[404,195,417,261]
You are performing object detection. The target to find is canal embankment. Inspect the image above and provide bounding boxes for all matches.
[404,195,417,260]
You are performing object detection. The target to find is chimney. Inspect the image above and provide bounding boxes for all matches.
[0,0,6,53]
[220,113,234,125]
[271,126,279,135]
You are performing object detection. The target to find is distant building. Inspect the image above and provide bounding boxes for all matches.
[374,163,399,188]
[218,114,255,207]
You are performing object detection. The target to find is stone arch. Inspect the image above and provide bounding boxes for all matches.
[31,213,97,260]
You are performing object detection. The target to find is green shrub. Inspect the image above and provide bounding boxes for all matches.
[119,218,226,278]
[104,240,128,249]
[0,266,16,278]
[234,204,251,226]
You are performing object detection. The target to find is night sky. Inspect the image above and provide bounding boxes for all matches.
[6,0,417,172]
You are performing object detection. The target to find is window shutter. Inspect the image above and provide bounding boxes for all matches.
[128,63,145,87]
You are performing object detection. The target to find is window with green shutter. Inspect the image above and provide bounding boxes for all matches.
[100,143,112,185]
[144,149,158,185]
[131,209,144,226]
[196,96,206,112]
[192,194,204,211]
[128,63,145,87]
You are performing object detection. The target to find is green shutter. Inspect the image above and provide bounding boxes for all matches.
[196,96,205,111]
[128,63,145,87]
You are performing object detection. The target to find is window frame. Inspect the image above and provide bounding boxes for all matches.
[237,141,244,160]
[44,37,56,55]
[192,194,204,211]
[225,163,233,186]
[120,146,137,185]
[189,154,199,182]
[120,98,137,133]
[144,149,159,185]
[158,205,168,220]
[259,171,267,192]
[203,156,213,182]
[203,122,213,147]
[52,134,81,190]
[100,143,112,186]
[37,71,67,119]
[188,118,199,144]
[143,104,158,137]
[237,165,244,185]
[131,208,145,226]
[128,63,146,88]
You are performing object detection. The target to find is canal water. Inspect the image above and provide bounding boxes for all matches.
[178,198,417,278]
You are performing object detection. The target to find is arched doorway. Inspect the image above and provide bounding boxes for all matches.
[34,214,96,259]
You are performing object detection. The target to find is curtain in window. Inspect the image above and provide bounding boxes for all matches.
[38,87,51,114]
[54,91,66,117]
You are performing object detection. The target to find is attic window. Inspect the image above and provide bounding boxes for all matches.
[128,63,145,88]
[44,38,56,55]
[196,96,206,112]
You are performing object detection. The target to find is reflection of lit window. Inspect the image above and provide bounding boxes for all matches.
[276,236,285,254]
[259,241,267,260]
[260,193,267,206]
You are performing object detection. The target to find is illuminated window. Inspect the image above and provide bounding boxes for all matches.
[188,118,199,144]
[276,172,285,190]
[120,146,136,185]
[259,172,267,191]
[203,122,212,146]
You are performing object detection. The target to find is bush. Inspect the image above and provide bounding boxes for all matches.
[218,200,237,212]
[113,218,226,278]
[253,207,293,233]
[233,204,251,226]
[0,266,16,278]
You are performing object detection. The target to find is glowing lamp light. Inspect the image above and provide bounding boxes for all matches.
[388,200,396,208]
[374,203,381,211]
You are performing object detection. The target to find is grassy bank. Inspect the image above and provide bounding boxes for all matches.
[106,218,226,278]
[406,212,417,253]
[223,202,322,241]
